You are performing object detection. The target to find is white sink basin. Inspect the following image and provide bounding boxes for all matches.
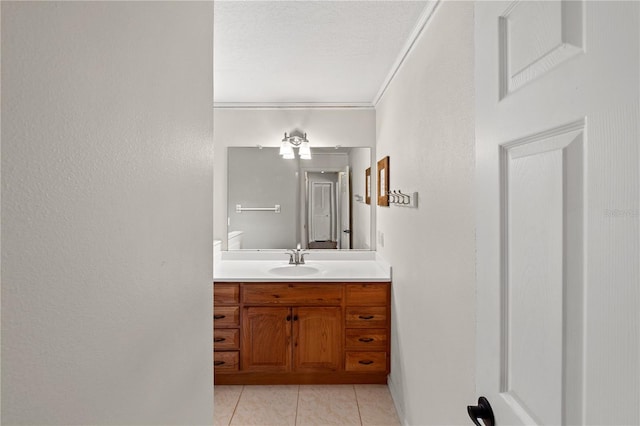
[268,265,320,276]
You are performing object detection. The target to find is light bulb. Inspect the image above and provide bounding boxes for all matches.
[279,140,290,156]
[281,143,294,159]
[299,141,311,159]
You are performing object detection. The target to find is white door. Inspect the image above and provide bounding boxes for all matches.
[310,181,333,242]
[339,168,351,249]
[475,1,639,425]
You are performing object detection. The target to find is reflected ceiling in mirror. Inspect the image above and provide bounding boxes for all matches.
[227,147,372,250]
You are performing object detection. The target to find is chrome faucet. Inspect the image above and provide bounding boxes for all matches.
[286,243,307,265]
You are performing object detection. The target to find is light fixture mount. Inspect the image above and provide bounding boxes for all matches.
[282,130,308,147]
[280,129,311,159]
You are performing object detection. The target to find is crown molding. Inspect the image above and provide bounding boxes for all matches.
[372,0,441,106]
[213,102,374,110]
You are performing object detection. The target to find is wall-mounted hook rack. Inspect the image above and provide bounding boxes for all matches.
[387,190,418,208]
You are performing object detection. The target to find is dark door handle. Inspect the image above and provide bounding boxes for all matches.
[214,337,225,342]
[359,315,375,320]
[214,315,226,320]
[214,361,225,366]
[358,360,374,365]
[343,229,351,233]
[467,397,494,426]
[359,337,374,343]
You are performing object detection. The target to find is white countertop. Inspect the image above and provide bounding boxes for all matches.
[214,251,391,282]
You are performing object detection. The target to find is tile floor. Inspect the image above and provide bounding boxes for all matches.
[214,384,401,426]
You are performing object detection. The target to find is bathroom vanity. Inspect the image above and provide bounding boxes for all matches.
[213,252,391,385]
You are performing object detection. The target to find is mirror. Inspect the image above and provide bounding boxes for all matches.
[227,147,372,250]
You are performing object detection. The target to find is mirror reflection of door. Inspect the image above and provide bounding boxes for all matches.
[307,172,339,249]
[338,169,351,249]
[310,181,333,242]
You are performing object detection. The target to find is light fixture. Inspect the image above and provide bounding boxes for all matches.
[280,130,311,160]
[299,140,311,159]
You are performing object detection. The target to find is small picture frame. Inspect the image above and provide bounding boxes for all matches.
[377,156,389,206]
[365,167,371,205]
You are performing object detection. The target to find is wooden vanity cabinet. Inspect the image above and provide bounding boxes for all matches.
[242,306,342,373]
[294,306,342,372]
[213,283,240,372]
[241,306,291,372]
[344,283,390,373]
[214,281,390,385]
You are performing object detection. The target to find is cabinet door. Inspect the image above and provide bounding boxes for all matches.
[293,307,342,372]
[242,307,291,372]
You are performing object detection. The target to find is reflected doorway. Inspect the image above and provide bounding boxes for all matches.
[305,169,351,250]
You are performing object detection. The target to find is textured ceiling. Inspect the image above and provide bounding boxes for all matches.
[214,1,430,106]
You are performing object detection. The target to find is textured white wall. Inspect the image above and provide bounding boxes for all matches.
[1,2,213,425]
[375,2,476,424]
[213,108,376,249]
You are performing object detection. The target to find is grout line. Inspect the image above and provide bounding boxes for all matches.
[354,385,364,426]
[227,385,244,426]
[294,385,301,425]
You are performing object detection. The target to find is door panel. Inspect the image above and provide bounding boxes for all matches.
[499,0,583,98]
[242,307,291,372]
[506,149,563,425]
[475,1,639,424]
[500,123,584,425]
[339,168,351,249]
[293,307,342,372]
[310,181,333,242]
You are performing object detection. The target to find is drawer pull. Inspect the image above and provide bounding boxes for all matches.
[359,337,374,343]
[214,337,226,342]
[214,314,226,320]
[359,315,375,320]
[358,360,374,365]
[214,361,225,366]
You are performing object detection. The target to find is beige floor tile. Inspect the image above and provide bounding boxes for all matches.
[230,385,299,426]
[354,385,401,426]
[214,385,243,426]
[296,385,361,426]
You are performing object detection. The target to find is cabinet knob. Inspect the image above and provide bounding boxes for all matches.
[359,337,374,343]
[214,314,226,320]
[214,361,225,366]
[359,315,375,320]
[358,360,374,365]
[214,337,226,342]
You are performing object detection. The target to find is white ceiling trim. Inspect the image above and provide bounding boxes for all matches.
[373,0,441,107]
[213,102,374,110]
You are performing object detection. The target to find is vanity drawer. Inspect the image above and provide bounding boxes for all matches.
[214,283,239,305]
[242,284,342,305]
[214,351,239,372]
[345,329,387,350]
[214,306,239,327]
[345,351,387,372]
[214,328,240,350]
[346,283,389,306]
[345,307,387,328]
